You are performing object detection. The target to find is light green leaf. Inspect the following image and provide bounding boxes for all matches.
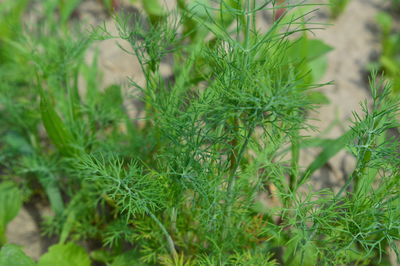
[0,244,36,266]
[309,54,329,82]
[218,0,242,27]
[0,182,23,244]
[40,92,78,157]
[329,0,350,19]
[43,182,64,216]
[381,56,399,75]
[142,0,166,23]
[38,243,90,266]
[289,37,333,63]
[277,4,315,26]
[59,211,76,244]
[307,91,330,105]
[376,12,393,36]
[286,37,332,83]
[306,39,333,61]
[187,0,211,19]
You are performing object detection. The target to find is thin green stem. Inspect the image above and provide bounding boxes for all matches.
[148,211,178,261]
[223,123,255,239]
[335,132,373,199]
[289,132,299,191]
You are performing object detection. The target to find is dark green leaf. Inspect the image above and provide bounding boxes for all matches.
[110,250,145,266]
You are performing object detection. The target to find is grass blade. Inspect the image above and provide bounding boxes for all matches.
[40,91,78,156]
[299,129,353,186]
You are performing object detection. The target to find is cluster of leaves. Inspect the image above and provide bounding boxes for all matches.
[373,7,400,93]
[0,0,399,265]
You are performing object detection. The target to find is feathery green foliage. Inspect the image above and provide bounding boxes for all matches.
[0,0,399,265]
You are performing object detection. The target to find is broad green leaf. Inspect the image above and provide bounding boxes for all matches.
[0,244,36,266]
[376,12,393,36]
[329,0,350,19]
[40,92,77,156]
[299,130,353,186]
[300,137,336,149]
[142,0,166,23]
[191,15,234,43]
[179,0,212,40]
[307,91,330,105]
[59,211,76,244]
[3,132,33,155]
[309,54,329,82]
[38,243,90,266]
[43,182,64,216]
[219,0,243,27]
[381,56,399,75]
[277,4,316,29]
[187,0,211,19]
[110,250,145,266]
[306,39,333,61]
[288,37,333,63]
[0,0,29,62]
[286,37,332,83]
[90,250,111,264]
[0,182,23,244]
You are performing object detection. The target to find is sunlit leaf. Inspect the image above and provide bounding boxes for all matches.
[0,244,35,266]
[38,243,90,266]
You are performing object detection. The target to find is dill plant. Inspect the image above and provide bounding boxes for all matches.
[0,0,399,265]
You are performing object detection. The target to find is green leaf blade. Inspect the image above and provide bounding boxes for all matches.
[39,93,77,156]
[37,243,90,266]
[0,182,23,244]
[0,244,36,266]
